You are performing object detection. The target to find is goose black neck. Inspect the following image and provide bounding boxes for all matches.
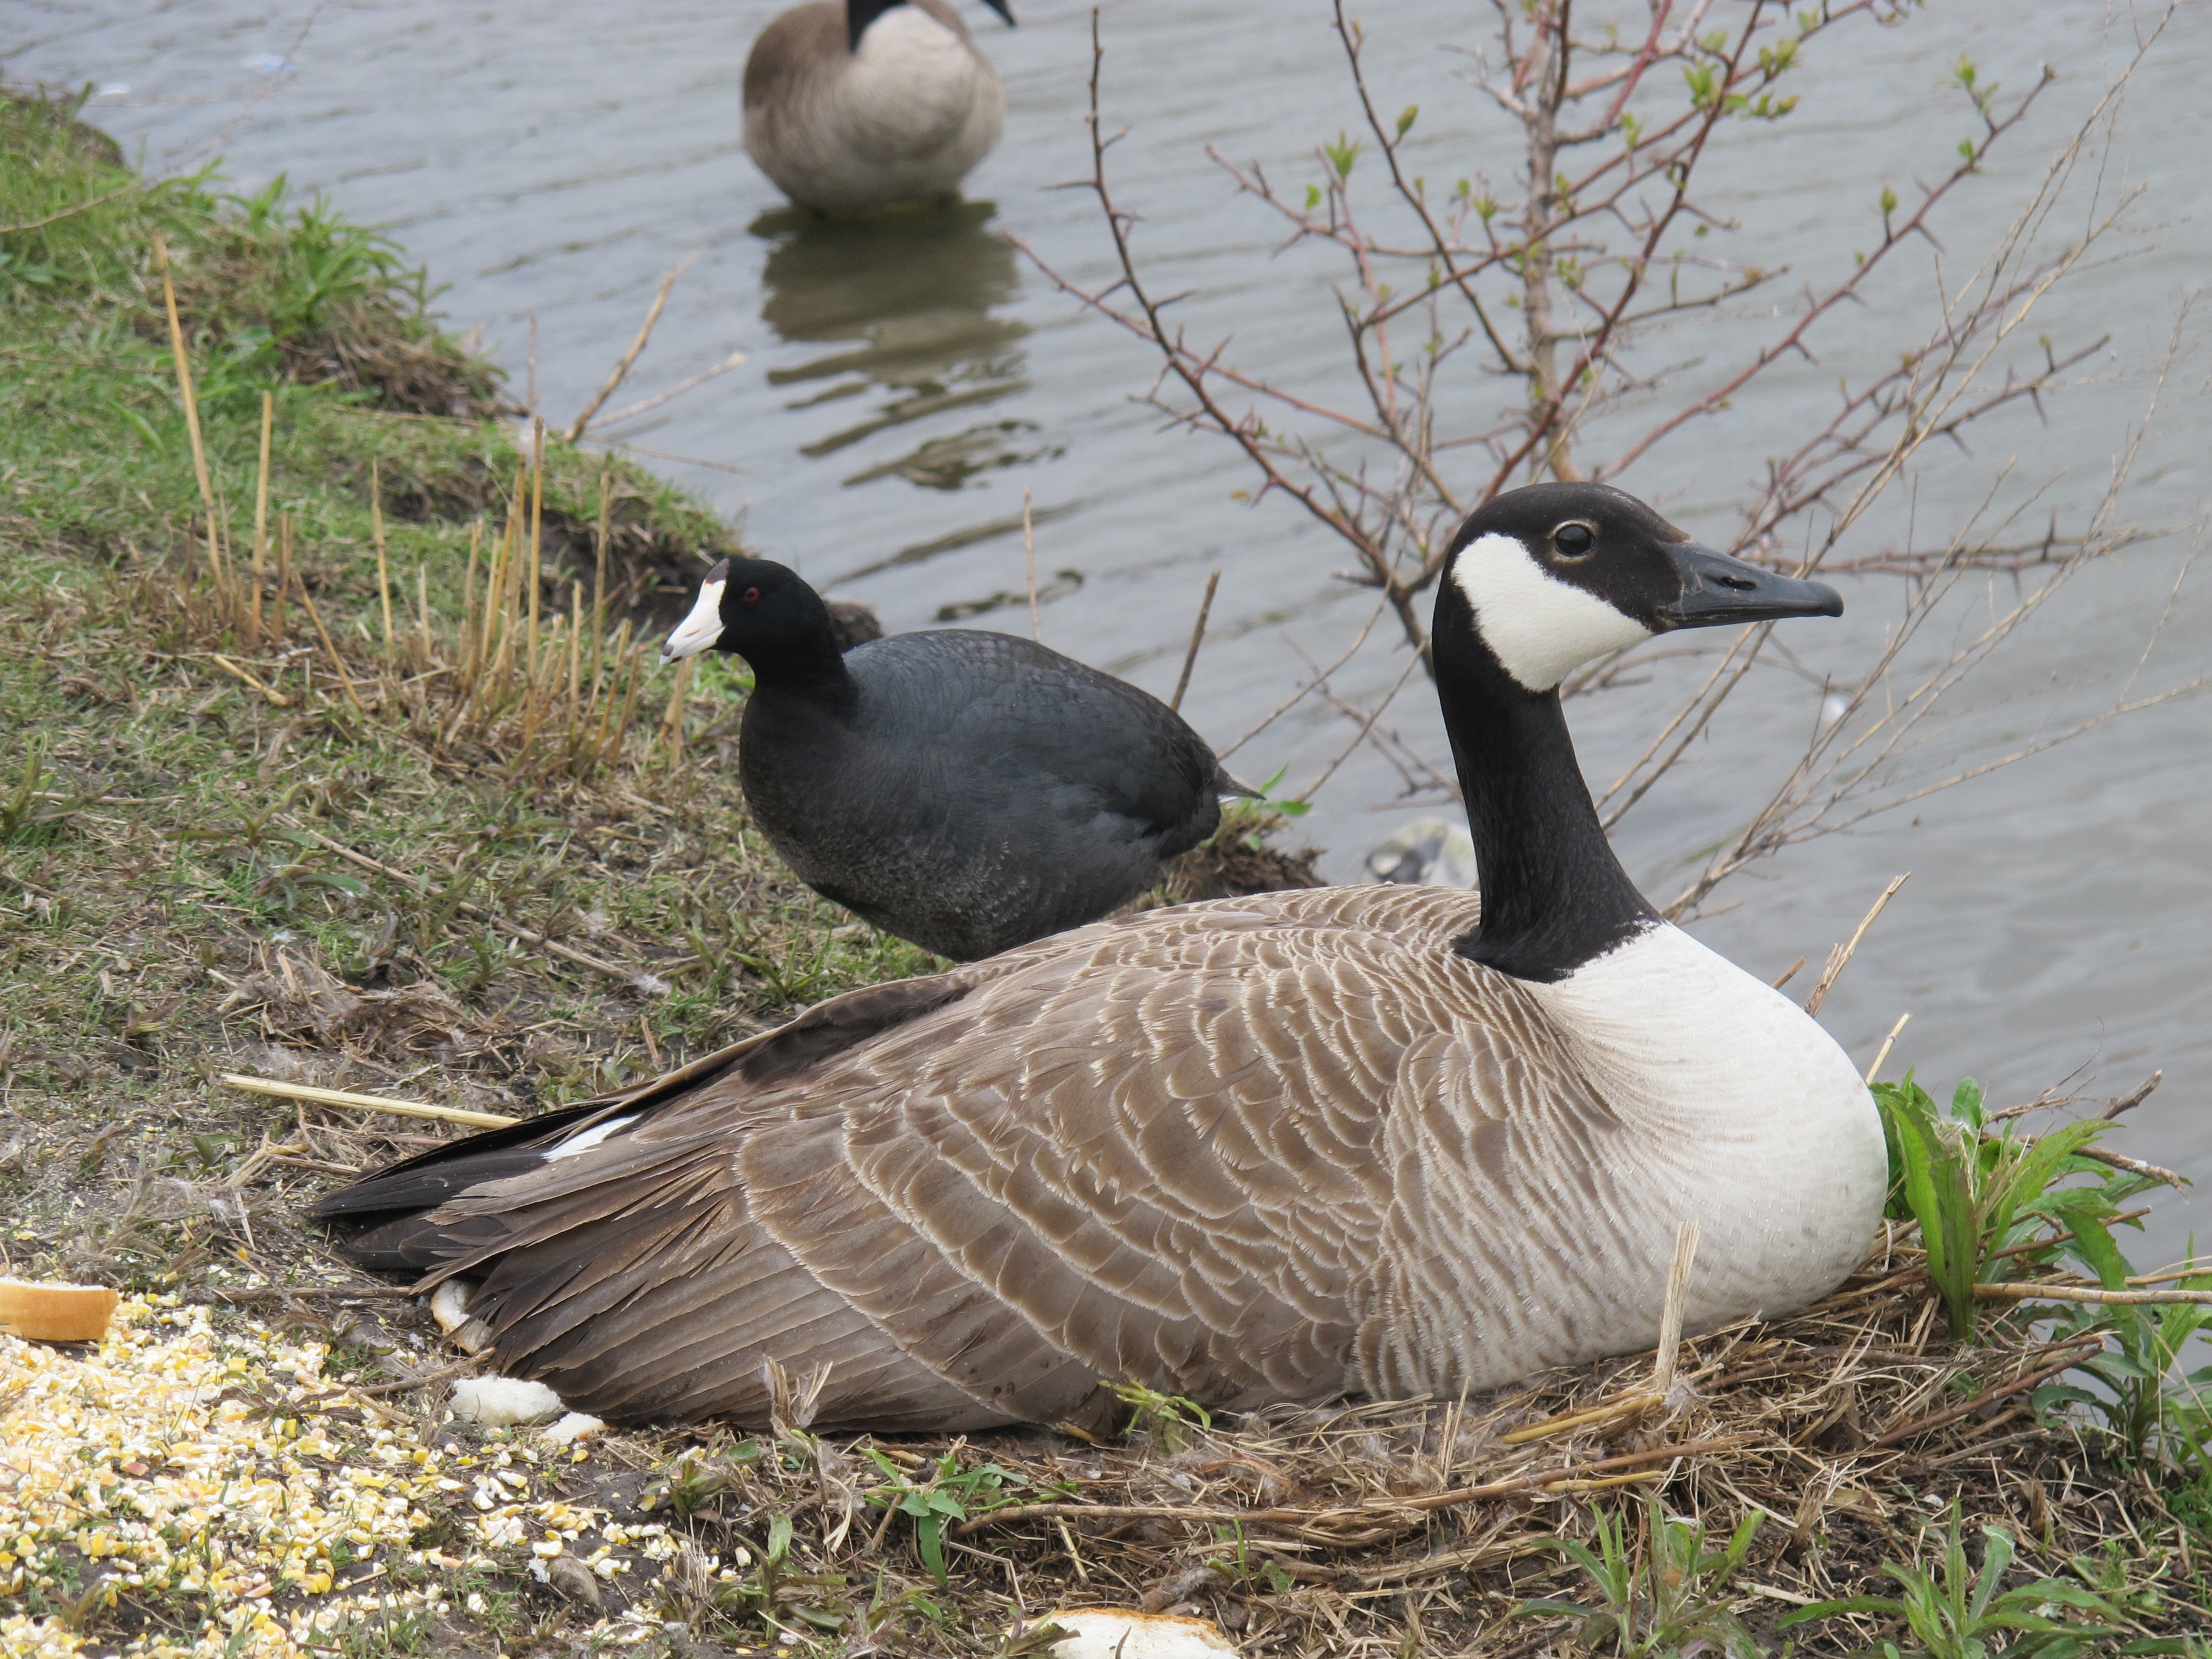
[1437,617,1657,983]
[846,0,907,50]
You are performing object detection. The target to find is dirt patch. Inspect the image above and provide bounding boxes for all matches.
[370,457,733,627]
[1127,811,1327,914]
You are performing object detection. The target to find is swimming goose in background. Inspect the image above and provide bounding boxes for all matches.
[314,482,1888,1433]
[657,555,1238,960]
[743,0,1014,215]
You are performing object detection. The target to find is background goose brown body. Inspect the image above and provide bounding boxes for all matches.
[743,0,1005,215]
[327,884,1879,1430]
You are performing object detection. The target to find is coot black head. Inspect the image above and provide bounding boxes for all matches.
[662,555,846,687]
[1436,481,1843,695]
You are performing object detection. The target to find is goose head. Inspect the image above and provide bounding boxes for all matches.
[845,0,1014,52]
[1436,481,1840,695]
[1432,482,1842,980]
[662,555,843,684]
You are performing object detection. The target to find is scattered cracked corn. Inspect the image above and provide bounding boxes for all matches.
[0,1296,603,1659]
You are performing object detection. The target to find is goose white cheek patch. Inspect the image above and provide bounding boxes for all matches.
[1450,532,1655,691]
[661,577,726,663]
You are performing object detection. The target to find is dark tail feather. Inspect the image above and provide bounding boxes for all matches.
[344,1210,512,1275]
[308,1025,777,1230]
[307,1098,615,1222]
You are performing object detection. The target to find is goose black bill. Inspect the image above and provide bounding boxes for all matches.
[1657,543,1843,629]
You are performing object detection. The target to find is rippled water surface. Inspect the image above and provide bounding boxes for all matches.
[10,3,2210,1256]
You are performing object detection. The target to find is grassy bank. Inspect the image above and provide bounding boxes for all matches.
[0,84,944,1238]
[4,84,2212,1659]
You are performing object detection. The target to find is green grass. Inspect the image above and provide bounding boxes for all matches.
[0,84,939,1290]
[2,87,732,614]
[1780,1501,2165,1658]
[1519,1495,1766,1659]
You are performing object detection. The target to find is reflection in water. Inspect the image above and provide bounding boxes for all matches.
[753,201,1055,491]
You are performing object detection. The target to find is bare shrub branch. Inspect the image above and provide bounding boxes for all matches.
[1026,2,2190,900]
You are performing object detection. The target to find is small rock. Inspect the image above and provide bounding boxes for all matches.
[1041,1609,1236,1658]
[1366,816,1478,888]
[544,1553,602,1609]
[450,1375,565,1426]
[826,598,883,652]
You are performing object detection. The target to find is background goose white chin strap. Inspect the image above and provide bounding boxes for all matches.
[661,576,726,663]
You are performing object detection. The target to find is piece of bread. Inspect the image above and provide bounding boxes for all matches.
[1041,1610,1237,1658]
[0,1279,120,1342]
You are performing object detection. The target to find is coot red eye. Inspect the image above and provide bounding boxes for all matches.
[742,586,762,605]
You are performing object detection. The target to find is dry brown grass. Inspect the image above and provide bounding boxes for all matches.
[55,1205,2180,1658]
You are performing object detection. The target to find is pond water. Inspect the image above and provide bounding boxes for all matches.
[11,2,2210,1261]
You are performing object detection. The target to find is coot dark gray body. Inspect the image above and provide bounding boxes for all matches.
[662,557,1234,960]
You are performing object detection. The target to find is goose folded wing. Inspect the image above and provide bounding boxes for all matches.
[347,891,1472,1430]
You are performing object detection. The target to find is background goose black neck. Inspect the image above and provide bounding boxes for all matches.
[1433,582,1655,982]
[844,0,906,51]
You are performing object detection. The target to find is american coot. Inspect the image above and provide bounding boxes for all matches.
[659,555,1239,962]
[317,482,1881,1433]
[743,0,1014,216]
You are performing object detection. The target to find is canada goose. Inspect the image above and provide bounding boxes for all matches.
[316,482,1887,1433]
[657,555,1238,961]
[743,0,1014,215]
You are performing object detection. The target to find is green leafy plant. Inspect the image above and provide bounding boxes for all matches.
[0,739,101,846]
[1517,1495,1764,1658]
[1112,1378,1215,1452]
[232,176,417,335]
[1876,1079,2212,1469]
[862,1447,1025,1586]
[684,1509,854,1641]
[1205,1521,1295,1597]
[648,1436,767,1518]
[2042,1276,2212,1463]
[1875,1074,2141,1341]
[1211,764,1311,853]
[1781,1503,2127,1658]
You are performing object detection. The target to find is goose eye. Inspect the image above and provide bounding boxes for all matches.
[742,586,763,605]
[1552,524,1594,557]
